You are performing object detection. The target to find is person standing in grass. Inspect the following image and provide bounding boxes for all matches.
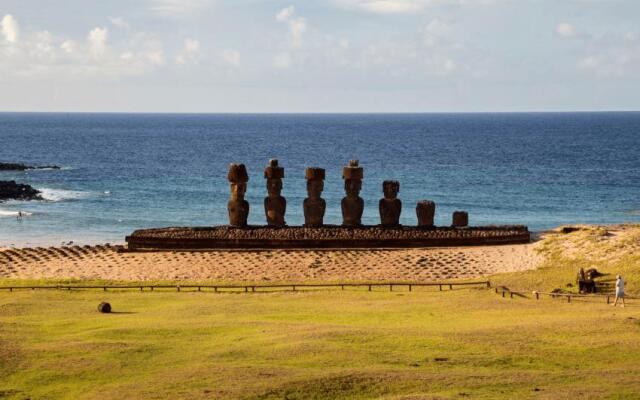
[613,275,626,307]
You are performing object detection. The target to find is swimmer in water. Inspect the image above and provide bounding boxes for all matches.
[17,211,23,220]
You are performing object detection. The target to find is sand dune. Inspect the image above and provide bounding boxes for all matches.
[0,242,542,282]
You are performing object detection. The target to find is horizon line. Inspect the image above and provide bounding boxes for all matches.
[1,110,640,115]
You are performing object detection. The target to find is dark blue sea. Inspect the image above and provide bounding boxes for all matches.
[1,112,639,246]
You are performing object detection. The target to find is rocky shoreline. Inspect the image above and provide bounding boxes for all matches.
[0,162,60,171]
[0,180,43,202]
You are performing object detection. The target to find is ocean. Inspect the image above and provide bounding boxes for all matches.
[1,112,639,246]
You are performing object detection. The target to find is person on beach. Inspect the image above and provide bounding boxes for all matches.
[17,211,23,220]
[613,275,625,307]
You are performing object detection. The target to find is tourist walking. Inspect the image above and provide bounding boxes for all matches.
[613,275,626,307]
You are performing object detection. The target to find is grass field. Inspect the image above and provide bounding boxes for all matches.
[1,287,639,399]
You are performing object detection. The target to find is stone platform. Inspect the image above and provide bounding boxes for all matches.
[125,225,531,250]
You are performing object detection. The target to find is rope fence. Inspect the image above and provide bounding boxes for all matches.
[494,286,636,303]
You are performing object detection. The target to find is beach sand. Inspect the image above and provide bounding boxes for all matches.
[0,242,542,282]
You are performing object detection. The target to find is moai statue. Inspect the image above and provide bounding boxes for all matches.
[452,211,469,227]
[341,160,364,227]
[379,180,401,227]
[227,163,249,227]
[264,159,286,226]
[416,200,436,228]
[304,167,326,227]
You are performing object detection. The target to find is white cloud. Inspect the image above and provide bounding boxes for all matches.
[273,52,291,69]
[275,6,307,48]
[276,6,295,22]
[60,40,75,54]
[333,0,498,14]
[88,27,108,60]
[422,18,451,48]
[176,38,200,64]
[108,17,130,29]
[149,0,212,18]
[556,22,576,38]
[569,28,640,78]
[1,14,19,43]
[222,49,240,66]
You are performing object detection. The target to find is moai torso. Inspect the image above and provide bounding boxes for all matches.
[341,160,364,227]
[264,191,286,226]
[227,163,250,227]
[416,200,436,227]
[264,159,286,227]
[379,180,401,227]
[303,168,326,227]
[228,195,249,227]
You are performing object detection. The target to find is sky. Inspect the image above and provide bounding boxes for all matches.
[0,0,639,113]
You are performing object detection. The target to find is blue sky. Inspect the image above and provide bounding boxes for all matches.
[1,0,639,112]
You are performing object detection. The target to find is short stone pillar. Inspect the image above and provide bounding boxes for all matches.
[227,163,250,227]
[264,159,286,226]
[452,211,469,227]
[303,167,326,227]
[341,160,364,227]
[416,200,436,227]
[379,180,401,227]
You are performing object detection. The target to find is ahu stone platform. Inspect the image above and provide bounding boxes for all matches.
[125,225,531,251]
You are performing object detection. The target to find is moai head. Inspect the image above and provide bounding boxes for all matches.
[305,167,325,199]
[264,159,284,198]
[228,163,249,200]
[382,180,400,199]
[342,160,363,198]
[416,200,436,227]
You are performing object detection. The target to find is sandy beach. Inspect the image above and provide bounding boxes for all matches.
[0,241,542,282]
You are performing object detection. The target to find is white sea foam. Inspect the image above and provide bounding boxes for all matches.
[38,188,91,202]
[0,209,33,218]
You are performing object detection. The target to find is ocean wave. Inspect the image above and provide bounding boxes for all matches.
[625,210,640,216]
[29,167,67,171]
[38,188,91,202]
[0,209,33,218]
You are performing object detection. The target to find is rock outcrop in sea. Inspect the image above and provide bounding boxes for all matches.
[0,180,43,202]
[0,162,61,171]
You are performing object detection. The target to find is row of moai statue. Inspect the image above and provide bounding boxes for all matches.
[227,159,469,228]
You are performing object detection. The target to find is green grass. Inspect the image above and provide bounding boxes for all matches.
[2,287,639,399]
